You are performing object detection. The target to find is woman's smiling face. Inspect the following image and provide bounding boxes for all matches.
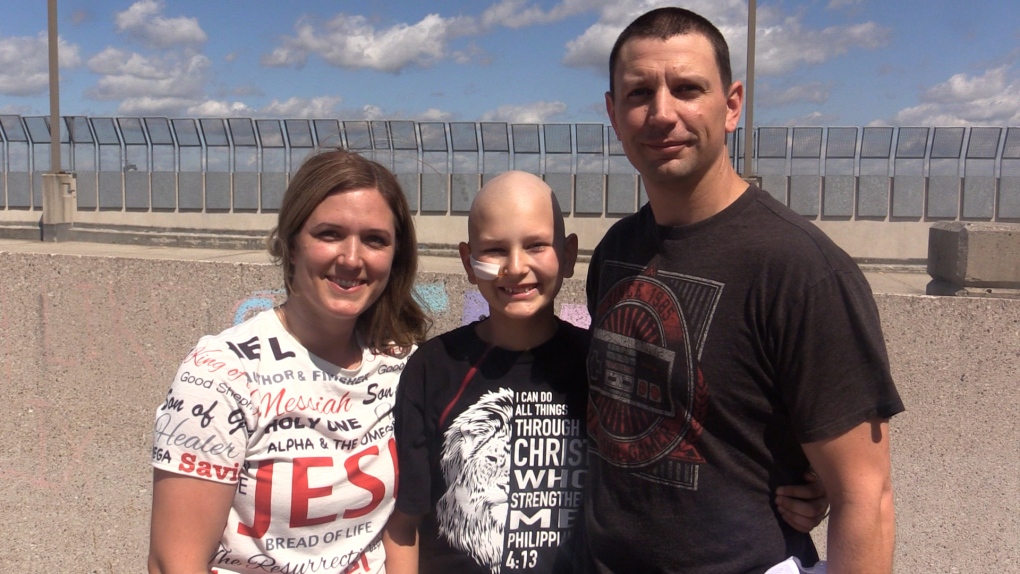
[287,187,397,326]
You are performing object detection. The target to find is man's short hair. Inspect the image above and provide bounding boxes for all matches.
[608,7,734,97]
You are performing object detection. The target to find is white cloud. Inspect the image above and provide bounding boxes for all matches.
[755,19,890,76]
[361,105,386,120]
[417,108,456,121]
[262,2,610,72]
[827,0,864,8]
[228,85,265,98]
[777,111,840,126]
[117,96,206,116]
[81,3,217,116]
[116,0,207,48]
[920,65,1011,104]
[86,67,347,118]
[562,0,747,71]
[824,0,864,8]
[71,10,91,25]
[759,82,833,107]
[562,21,623,71]
[561,0,889,81]
[0,33,82,97]
[179,98,347,119]
[0,103,33,115]
[480,0,594,29]
[451,43,489,65]
[260,96,343,118]
[892,65,1020,126]
[85,48,211,114]
[262,13,475,72]
[186,100,254,117]
[480,101,568,123]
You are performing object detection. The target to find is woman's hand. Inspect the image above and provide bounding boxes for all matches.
[775,470,829,533]
[148,469,236,574]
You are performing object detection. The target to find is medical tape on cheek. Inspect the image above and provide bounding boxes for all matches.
[469,255,502,281]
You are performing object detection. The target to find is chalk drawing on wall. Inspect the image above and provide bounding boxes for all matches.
[0,398,97,493]
[228,285,590,331]
[461,290,489,326]
[414,282,449,315]
[558,303,591,330]
[232,289,286,326]
[231,284,455,327]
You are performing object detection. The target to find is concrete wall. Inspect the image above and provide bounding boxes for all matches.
[874,295,1020,571]
[0,250,1016,572]
[0,206,939,263]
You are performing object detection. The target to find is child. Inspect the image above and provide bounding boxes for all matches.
[384,171,587,574]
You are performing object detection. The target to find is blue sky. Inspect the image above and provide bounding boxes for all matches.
[1,0,1018,126]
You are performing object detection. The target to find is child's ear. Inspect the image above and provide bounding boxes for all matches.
[561,233,579,279]
[458,242,479,285]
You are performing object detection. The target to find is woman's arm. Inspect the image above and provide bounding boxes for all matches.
[383,509,422,574]
[148,469,237,574]
[775,470,830,533]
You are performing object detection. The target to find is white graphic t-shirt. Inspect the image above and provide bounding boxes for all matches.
[152,309,409,574]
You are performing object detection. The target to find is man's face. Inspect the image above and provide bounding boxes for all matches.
[606,33,742,190]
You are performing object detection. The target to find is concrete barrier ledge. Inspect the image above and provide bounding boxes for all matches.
[0,248,1016,572]
[928,221,1020,296]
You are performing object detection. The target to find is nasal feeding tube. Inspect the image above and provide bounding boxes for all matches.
[469,255,504,281]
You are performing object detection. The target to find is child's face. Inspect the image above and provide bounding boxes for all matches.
[460,185,577,324]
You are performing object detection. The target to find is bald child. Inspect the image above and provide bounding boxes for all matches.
[384,171,589,574]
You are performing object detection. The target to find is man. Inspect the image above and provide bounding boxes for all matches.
[584,7,903,574]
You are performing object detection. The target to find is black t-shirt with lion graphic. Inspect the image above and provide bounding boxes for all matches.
[393,319,589,574]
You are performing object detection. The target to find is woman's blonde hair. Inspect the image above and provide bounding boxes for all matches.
[267,149,429,351]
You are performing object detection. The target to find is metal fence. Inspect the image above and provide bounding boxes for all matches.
[1,115,1018,220]
[754,126,1020,220]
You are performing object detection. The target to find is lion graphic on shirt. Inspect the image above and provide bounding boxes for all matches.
[437,388,514,573]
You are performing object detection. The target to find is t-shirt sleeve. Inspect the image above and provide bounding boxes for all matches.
[151,339,252,484]
[392,350,432,516]
[774,269,904,444]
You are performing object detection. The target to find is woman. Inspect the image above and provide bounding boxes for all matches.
[148,149,428,574]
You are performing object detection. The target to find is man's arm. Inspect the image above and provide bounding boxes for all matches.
[801,418,895,574]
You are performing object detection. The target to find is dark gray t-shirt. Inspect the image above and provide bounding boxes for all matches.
[584,186,903,574]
